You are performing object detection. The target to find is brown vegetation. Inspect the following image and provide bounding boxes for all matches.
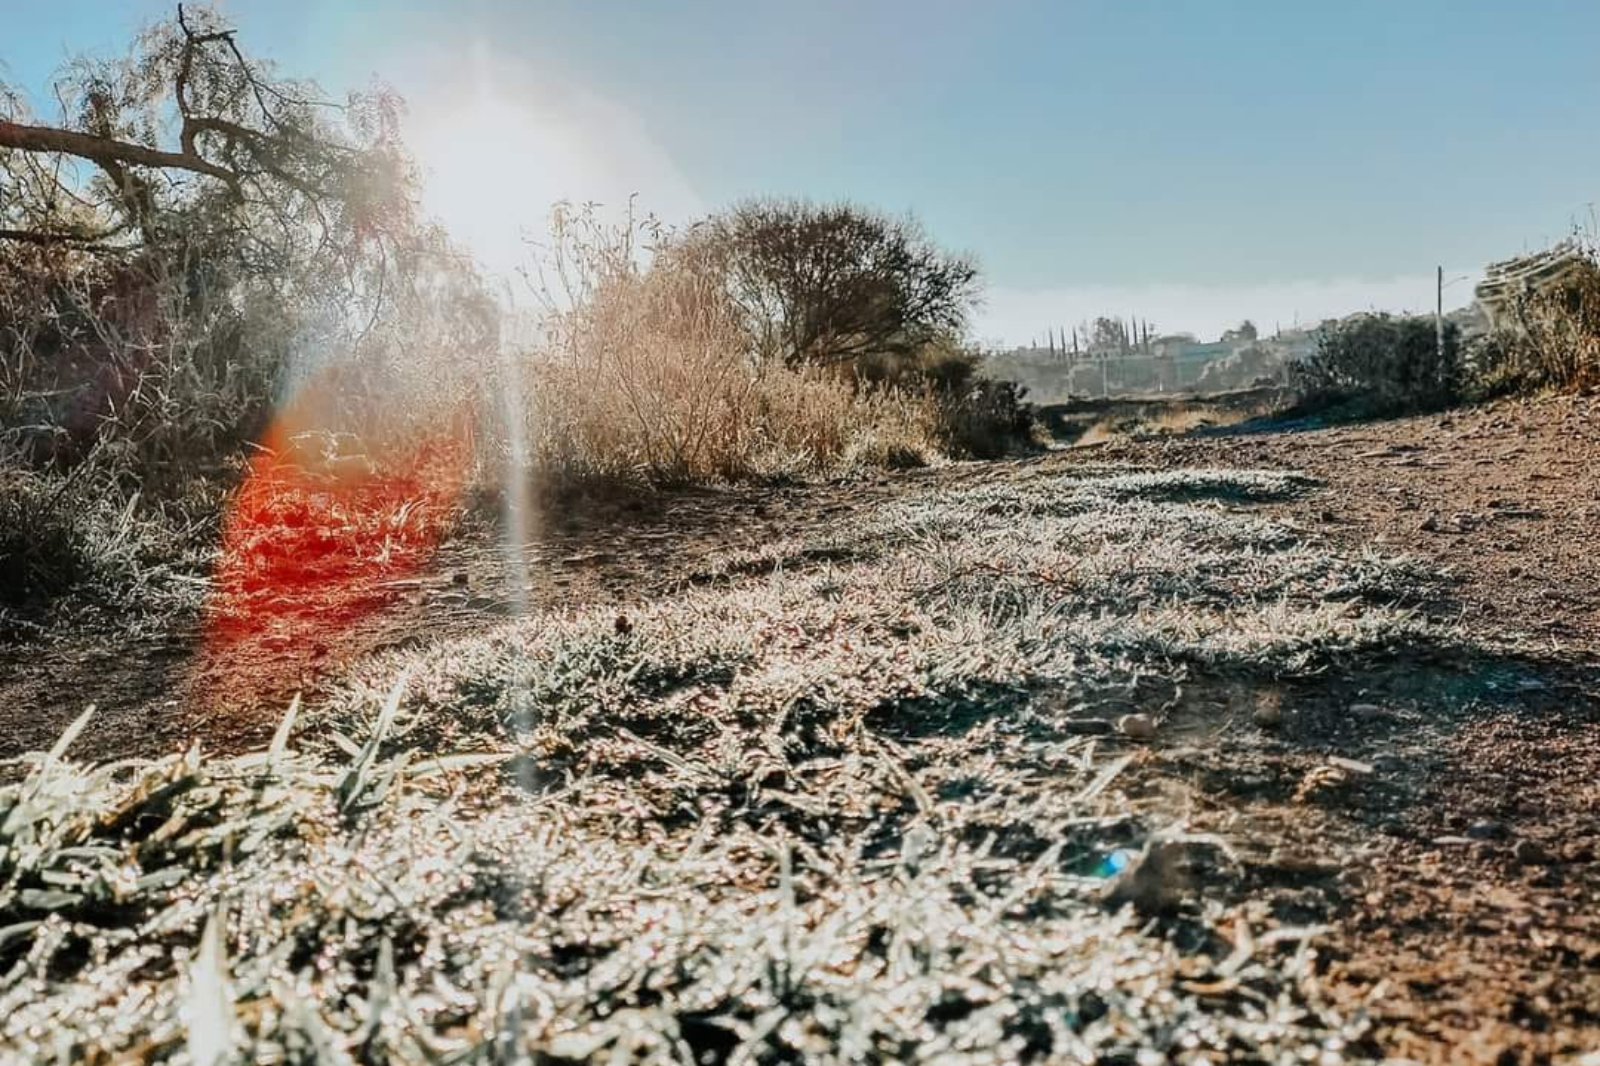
[1,13,1032,620]
[1289,241,1600,416]
[1474,249,1600,395]
[517,205,952,486]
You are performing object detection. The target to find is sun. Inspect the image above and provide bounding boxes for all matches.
[403,47,704,283]
[407,86,583,281]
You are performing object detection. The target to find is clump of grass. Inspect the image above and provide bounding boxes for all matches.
[299,463,1442,872]
[1085,467,1316,504]
[330,464,1444,827]
[0,456,209,622]
[4,463,1449,1061]
[1,701,1364,1064]
[327,465,1443,753]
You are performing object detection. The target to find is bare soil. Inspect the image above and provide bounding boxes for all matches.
[2,390,1596,1062]
[1086,391,1600,1063]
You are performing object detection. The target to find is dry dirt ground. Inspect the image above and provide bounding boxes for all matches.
[1089,393,1600,1063]
[2,390,1596,1062]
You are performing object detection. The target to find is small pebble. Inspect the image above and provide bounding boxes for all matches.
[1117,713,1157,740]
[1467,819,1509,841]
[1513,839,1551,866]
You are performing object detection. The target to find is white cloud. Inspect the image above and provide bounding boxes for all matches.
[979,272,1481,347]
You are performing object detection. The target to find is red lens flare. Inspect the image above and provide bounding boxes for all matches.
[200,370,474,698]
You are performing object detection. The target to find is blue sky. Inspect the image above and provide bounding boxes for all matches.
[5,1,1598,342]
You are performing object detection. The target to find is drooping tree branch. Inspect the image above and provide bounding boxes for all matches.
[0,119,240,189]
[0,226,130,249]
[0,4,414,262]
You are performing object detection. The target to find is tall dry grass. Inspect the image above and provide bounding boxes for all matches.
[514,206,941,486]
[1476,253,1600,395]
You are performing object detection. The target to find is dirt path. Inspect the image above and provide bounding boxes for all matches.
[2,391,1596,1061]
[1078,391,1600,1062]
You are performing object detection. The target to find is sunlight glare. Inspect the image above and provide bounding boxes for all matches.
[405,42,703,282]
[409,88,580,281]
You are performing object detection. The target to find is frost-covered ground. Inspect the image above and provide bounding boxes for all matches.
[2,466,1451,1064]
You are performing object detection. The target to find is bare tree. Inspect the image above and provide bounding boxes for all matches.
[0,7,473,470]
[0,4,419,287]
[675,198,980,369]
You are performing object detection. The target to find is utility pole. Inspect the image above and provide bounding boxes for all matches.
[1436,265,1444,365]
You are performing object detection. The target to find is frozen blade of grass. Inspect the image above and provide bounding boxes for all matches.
[0,920,40,953]
[1073,752,1133,804]
[183,910,233,1066]
[485,953,521,1060]
[113,489,141,543]
[2,705,98,840]
[268,693,301,763]
[337,669,409,814]
[354,937,396,1052]
[326,730,363,759]
[18,888,81,910]
[408,752,512,781]
[46,704,96,764]
[614,726,715,783]
[284,994,353,1066]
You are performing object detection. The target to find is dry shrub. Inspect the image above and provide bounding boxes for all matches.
[520,206,941,485]
[0,458,207,615]
[1474,253,1600,395]
[859,337,1039,459]
[1,248,275,484]
[0,247,270,613]
[1290,312,1462,414]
